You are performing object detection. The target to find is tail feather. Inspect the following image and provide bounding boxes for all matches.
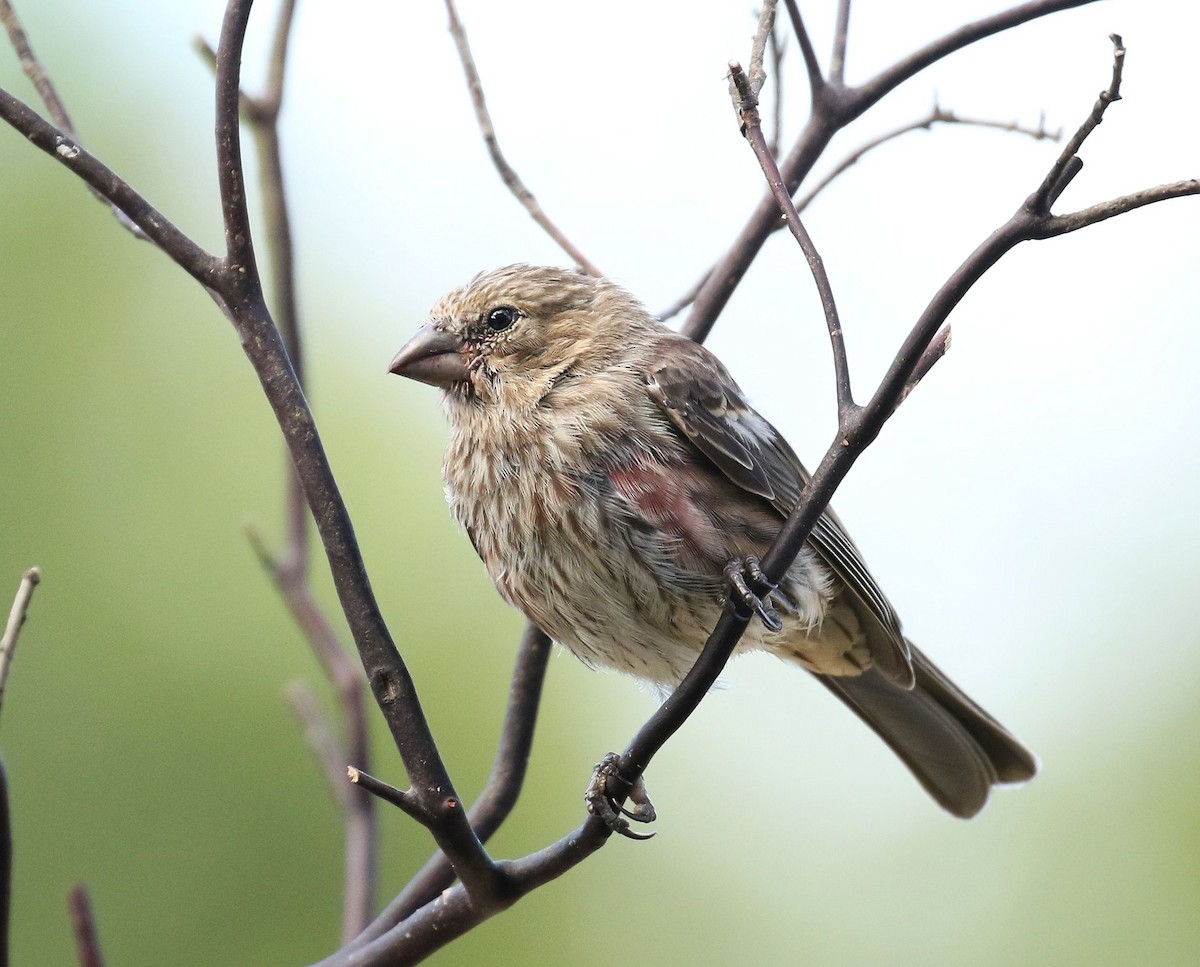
[817,642,1038,818]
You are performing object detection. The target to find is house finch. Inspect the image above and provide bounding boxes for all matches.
[389,264,1037,818]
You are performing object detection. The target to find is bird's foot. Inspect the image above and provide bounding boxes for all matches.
[724,555,793,632]
[585,752,657,841]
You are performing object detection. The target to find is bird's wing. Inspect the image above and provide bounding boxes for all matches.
[645,336,913,687]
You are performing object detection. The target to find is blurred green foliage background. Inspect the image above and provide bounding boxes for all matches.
[2,2,1199,965]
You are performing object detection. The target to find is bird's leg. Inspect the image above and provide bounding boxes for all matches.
[724,555,791,631]
[585,752,657,841]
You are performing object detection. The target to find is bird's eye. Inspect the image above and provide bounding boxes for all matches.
[485,305,519,332]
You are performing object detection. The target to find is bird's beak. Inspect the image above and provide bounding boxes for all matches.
[388,325,468,388]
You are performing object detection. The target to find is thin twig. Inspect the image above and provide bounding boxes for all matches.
[767,20,785,157]
[0,0,146,237]
[747,1,777,96]
[0,0,74,131]
[658,269,712,323]
[1030,33,1123,212]
[830,0,852,84]
[286,682,353,806]
[0,567,40,720]
[794,103,1058,213]
[730,61,853,413]
[781,0,822,96]
[444,0,602,276]
[67,886,105,967]
[348,768,431,822]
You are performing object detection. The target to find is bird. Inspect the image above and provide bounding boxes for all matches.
[389,263,1037,819]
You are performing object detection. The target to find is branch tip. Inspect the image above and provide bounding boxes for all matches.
[444,0,601,276]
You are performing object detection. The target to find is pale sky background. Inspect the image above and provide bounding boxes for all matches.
[2,2,1198,964]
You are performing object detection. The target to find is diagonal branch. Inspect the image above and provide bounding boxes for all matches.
[782,0,823,97]
[0,0,73,131]
[729,60,853,414]
[0,0,145,238]
[0,567,38,967]
[0,91,219,284]
[67,886,105,967]
[444,0,602,276]
[746,0,777,96]
[0,567,39,720]
[1036,180,1200,235]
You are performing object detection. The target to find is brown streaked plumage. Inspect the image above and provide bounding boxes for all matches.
[390,264,1037,818]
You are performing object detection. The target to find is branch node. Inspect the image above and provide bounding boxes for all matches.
[348,767,427,822]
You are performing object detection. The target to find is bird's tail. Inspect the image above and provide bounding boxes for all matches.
[816,642,1038,818]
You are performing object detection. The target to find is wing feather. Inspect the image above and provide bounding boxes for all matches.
[646,336,914,687]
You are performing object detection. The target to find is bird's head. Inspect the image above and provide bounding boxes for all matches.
[389,264,652,410]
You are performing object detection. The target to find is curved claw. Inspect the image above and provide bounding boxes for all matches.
[585,753,657,841]
[724,555,785,631]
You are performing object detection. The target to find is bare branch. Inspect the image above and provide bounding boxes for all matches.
[1037,179,1200,235]
[795,102,1058,212]
[859,0,1095,110]
[830,0,851,83]
[443,0,602,276]
[729,61,852,413]
[0,0,74,132]
[767,19,785,157]
[286,682,352,805]
[348,768,428,822]
[67,886,105,967]
[781,0,823,96]
[251,527,378,937]
[0,567,40,967]
[213,2,261,280]
[747,1,777,96]
[0,0,146,238]
[658,269,711,323]
[0,567,40,719]
[0,91,217,281]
